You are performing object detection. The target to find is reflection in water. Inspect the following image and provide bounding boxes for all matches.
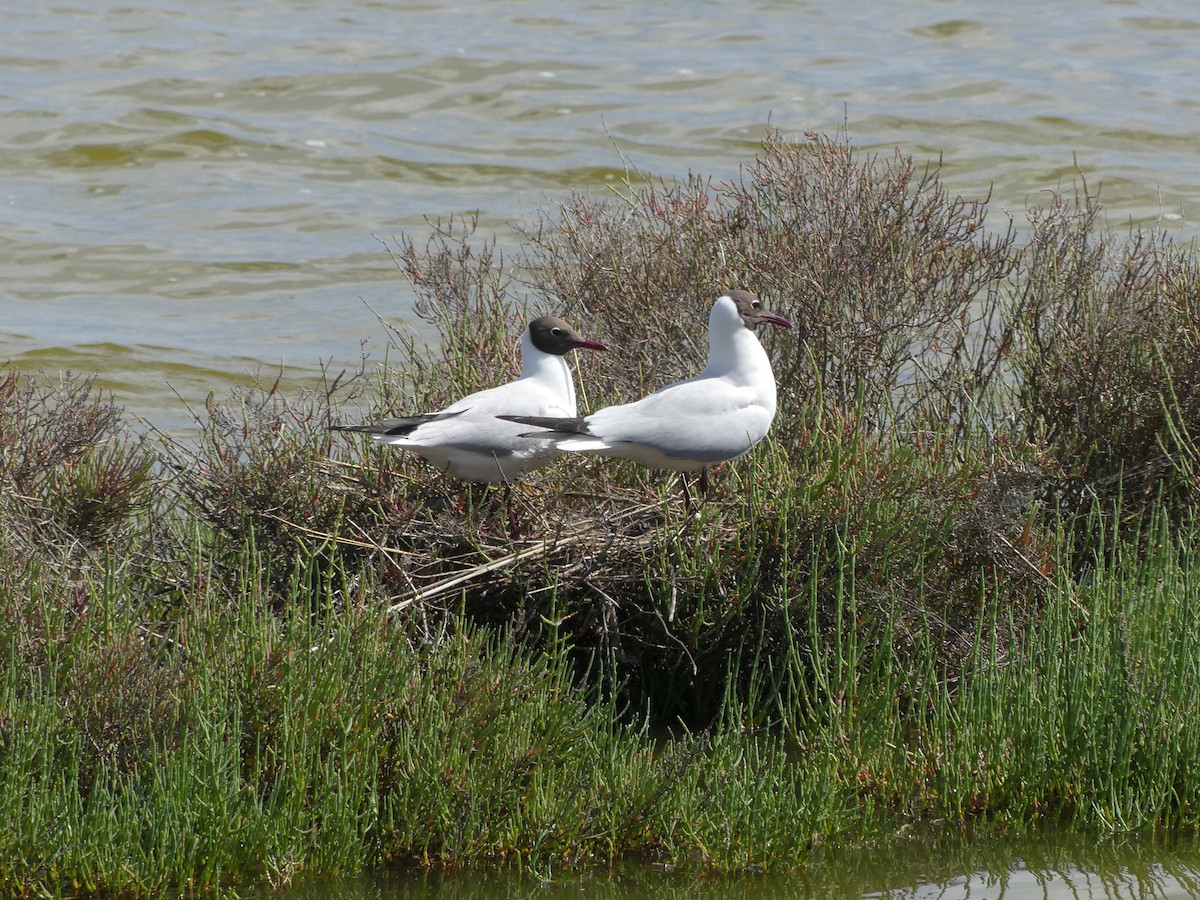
[851,831,1200,899]
[3,1,1200,435]
[276,833,1200,899]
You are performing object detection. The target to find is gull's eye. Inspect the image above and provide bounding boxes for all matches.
[751,300,762,310]
[551,327,563,336]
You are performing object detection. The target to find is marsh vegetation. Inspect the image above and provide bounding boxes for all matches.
[2,129,1198,896]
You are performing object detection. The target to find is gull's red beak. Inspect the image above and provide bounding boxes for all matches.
[760,312,792,330]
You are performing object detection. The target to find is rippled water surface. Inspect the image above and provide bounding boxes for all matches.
[4,0,1200,435]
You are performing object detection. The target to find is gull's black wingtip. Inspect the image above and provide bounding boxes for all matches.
[497,414,590,434]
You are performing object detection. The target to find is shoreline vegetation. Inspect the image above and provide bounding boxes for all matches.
[2,129,1199,896]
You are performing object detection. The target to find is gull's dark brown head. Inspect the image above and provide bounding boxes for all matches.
[726,289,792,331]
[527,316,609,355]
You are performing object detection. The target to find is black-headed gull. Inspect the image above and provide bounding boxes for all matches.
[333,315,608,532]
[501,290,791,507]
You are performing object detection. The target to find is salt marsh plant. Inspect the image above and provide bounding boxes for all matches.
[0,530,850,893]
[528,128,1020,440]
[0,369,156,552]
[1011,190,1200,523]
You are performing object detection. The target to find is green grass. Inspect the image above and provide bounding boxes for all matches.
[0,523,850,892]
[930,511,1200,831]
[4,489,1200,894]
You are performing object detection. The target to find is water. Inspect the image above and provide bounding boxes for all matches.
[276,832,1200,899]
[4,0,1200,434]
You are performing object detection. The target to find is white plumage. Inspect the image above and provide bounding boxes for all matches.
[334,315,607,484]
[502,290,791,498]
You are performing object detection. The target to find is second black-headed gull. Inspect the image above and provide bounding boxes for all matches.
[333,315,608,533]
[501,290,791,507]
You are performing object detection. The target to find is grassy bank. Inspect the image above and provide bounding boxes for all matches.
[2,129,1198,895]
